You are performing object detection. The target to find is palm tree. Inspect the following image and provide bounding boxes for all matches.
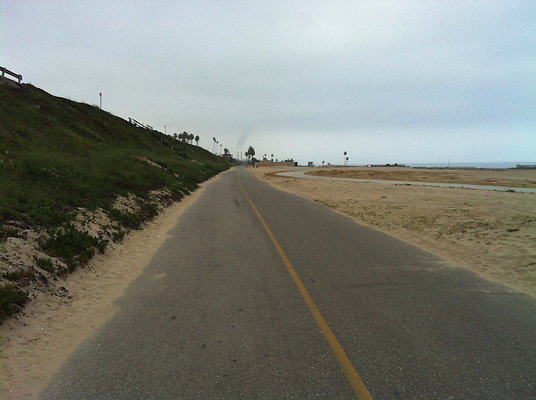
[189,133,194,144]
[195,135,200,146]
[246,146,255,165]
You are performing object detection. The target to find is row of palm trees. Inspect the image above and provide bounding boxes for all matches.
[171,132,230,158]
[170,134,281,162]
[247,149,294,165]
[170,132,230,157]
[173,131,200,146]
[212,137,230,156]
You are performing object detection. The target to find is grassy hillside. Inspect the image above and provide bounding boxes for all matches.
[0,82,229,319]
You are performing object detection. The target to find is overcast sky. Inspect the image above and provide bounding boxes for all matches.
[3,1,535,165]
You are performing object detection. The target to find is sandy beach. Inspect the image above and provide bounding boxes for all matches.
[307,166,536,188]
[252,166,536,298]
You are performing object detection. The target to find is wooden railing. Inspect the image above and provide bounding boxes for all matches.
[128,117,153,131]
[0,66,22,84]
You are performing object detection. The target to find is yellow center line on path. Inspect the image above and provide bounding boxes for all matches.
[239,182,373,400]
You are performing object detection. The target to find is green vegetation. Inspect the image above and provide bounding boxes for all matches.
[0,82,230,319]
[0,284,27,321]
[3,268,35,281]
[109,200,159,230]
[0,225,18,243]
[38,225,107,271]
[33,256,55,273]
[0,83,229,229]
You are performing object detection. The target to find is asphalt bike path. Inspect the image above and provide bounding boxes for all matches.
[40,167,536,399]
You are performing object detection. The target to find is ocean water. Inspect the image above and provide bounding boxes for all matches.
[408,161,536,169]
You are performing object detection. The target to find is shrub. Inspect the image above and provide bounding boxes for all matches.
[3,269,35,281]
[0,225,18,243]
[0,284,28,320]
[109,201,159,230]
[33,255,55,273]
[109,209,143,230]
[39,225,107,270]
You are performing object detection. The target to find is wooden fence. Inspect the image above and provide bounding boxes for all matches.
[128,117,153,131]
[0,66,22,84]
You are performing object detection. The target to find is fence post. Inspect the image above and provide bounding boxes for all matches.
[0,67,22,84]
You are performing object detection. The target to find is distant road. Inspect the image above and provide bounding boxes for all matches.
[278,169,536,193]
[40,167,536,399]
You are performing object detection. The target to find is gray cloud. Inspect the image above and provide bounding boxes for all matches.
[3,0,535,164]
